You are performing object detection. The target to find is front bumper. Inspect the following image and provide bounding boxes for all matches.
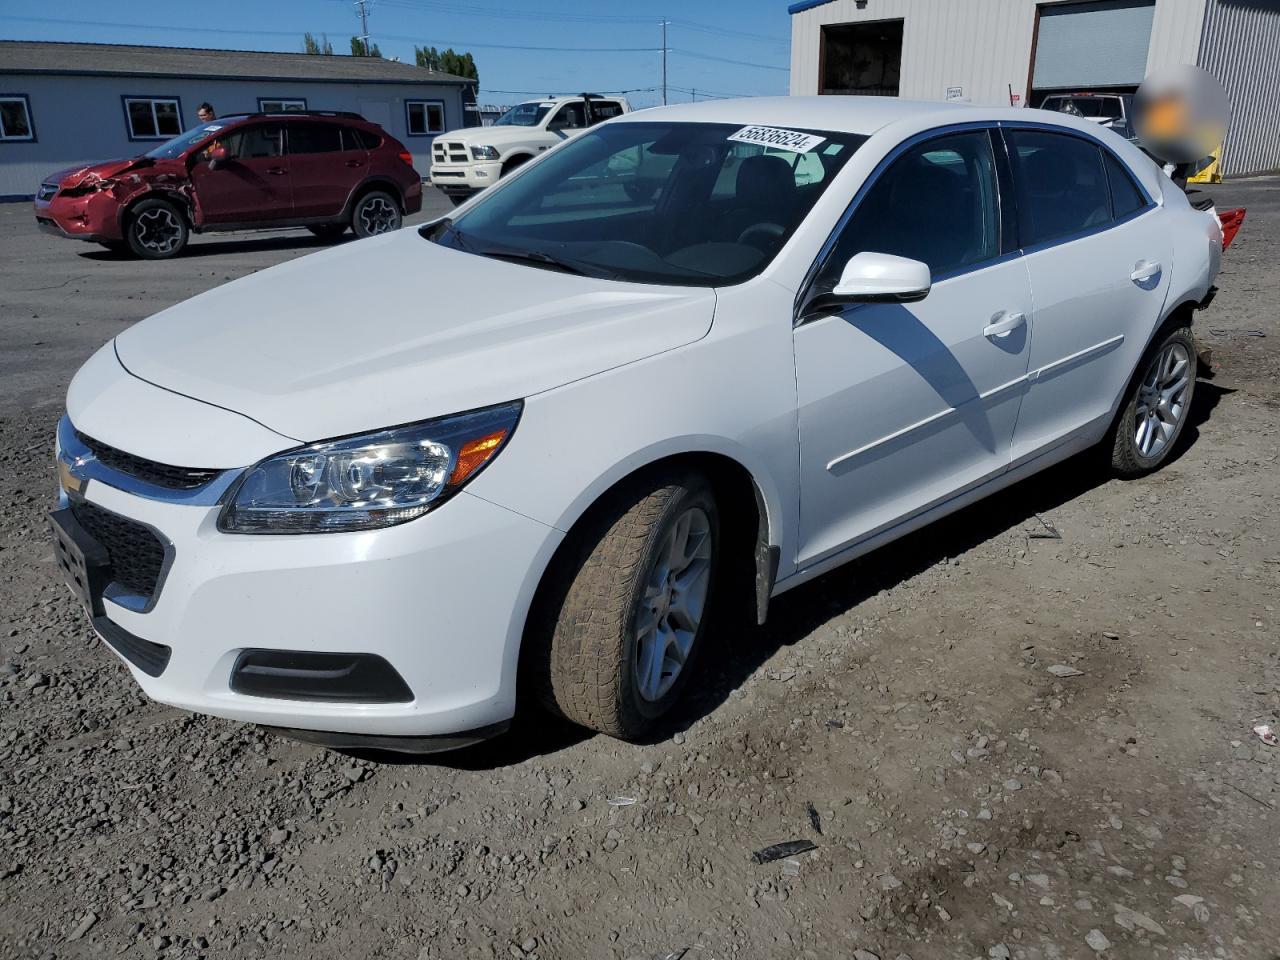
[34,190,123,243]
[428,160,502,195]
[55,417,562,739]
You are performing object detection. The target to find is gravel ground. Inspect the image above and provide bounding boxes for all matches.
[1,180,1278,960]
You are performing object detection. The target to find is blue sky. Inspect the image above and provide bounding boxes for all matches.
[1,0,794,108]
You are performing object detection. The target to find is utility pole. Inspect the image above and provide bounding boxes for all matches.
[691,88,696,102]
[355,0,371,56]
[660,20,669,106]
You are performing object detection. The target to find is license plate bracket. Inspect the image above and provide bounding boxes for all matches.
[49,507,111,618]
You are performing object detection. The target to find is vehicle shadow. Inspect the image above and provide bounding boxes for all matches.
[352,378,1230,769]
[78,233,347,261]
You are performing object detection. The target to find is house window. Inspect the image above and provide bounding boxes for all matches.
[259,98,308,113]
[123,97,183,140]
[0,95,35,142]
[405,100,445,136]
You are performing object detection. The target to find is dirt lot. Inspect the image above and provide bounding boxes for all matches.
[1,180,1278,960]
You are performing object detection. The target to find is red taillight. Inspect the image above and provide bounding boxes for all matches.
[398,151,414,168]
[1218,208,1246,251]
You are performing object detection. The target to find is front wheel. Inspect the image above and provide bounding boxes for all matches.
[1108,326,1196,476]
[530,473,720,740]
[350,190,402,238]
[125,199,188,259]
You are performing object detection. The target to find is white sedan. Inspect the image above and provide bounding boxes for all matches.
[52,97,1222,751]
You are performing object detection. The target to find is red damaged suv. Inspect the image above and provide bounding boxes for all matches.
[34,111,423,259]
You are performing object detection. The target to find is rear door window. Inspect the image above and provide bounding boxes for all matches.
[589,101,624,124]
[288,122,343,155]
[1005,129,1111,247]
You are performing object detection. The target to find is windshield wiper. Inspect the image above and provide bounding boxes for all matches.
[479,246,619,280]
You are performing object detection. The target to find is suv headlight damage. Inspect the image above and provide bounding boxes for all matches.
[219,402,521,534]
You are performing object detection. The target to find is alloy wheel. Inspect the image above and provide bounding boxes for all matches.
[134,208,183,254]
[359,197,399,235]
[1133,341,1192,459]
[633,506,713,702]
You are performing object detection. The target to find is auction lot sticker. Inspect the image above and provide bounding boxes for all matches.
[728,125,826,154]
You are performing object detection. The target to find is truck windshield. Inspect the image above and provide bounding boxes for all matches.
[425,121,866,287]
[494,102,554,127]
[144,122,225,159]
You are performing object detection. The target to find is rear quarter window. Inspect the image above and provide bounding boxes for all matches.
[1103,150,1149,219]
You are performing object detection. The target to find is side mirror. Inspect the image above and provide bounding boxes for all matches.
[831,252,932,303]
[207,146,228,171]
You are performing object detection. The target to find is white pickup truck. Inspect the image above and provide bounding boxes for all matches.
[428,94,631,205]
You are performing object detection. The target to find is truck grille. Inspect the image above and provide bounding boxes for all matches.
[77,431,221,490]
[432,141,469,164]
[70,501,167,599]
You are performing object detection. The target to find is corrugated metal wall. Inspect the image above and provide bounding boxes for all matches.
[1198,0,1280,175]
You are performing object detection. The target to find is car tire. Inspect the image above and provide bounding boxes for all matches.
[308,223,348,242]
[529,472,720,740]
[350,190,402,239]
[501,156,530,177]
[124,198,188,260]
[1108,325,1197,477]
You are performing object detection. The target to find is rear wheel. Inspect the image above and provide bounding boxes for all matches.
[308,223,348,242]
[1108,326,1196,476]
[350,190,402,238]
[125,198,188,259]
[529,472,720,740]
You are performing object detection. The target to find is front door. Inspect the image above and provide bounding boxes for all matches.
[191,122,290,225]
[287,120,354,219]
[1001,127,1173,462]
[794,128,1034,567]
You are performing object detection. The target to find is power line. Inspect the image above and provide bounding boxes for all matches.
[670,48,790,72]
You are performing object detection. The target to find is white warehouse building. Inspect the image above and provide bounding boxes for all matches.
[788,0,1280,175]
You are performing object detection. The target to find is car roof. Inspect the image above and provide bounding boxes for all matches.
[612,96,1117,138]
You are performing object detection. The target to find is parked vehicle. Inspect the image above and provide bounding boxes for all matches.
[429,94,630,205]
[1039,92,1136,141]
[34,111,422,259]
[52,98,1228,752]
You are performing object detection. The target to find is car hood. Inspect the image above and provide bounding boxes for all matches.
[114,228,716,443]
[46,156,156,188]
[446,126,553,148]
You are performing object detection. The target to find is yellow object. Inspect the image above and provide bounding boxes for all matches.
[1189,144,1223,184]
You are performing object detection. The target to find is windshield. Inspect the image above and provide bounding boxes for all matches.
[426,121,866,286]
[144,121,227,159]
[494,102,554,127]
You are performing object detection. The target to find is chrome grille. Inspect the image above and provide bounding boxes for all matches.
[77,431,220,490]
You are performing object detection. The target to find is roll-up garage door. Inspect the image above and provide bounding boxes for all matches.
[1032,0,1156,89]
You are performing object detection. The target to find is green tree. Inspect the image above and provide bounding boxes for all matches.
[303,32,333,55]
[415,45,479,84]
[349,36,382,57]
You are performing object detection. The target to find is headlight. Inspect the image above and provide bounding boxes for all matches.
[218,402,521,534]
[471,146,501,161]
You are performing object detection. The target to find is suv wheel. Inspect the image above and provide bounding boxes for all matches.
[126,198,188,259]
[1108,325,1196,476]
[529,472,720,740]
[351,191,402,238]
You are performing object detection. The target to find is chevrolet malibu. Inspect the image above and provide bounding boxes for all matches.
[51,98,1223,752]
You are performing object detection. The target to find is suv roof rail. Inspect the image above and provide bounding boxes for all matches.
[242,110,367,120]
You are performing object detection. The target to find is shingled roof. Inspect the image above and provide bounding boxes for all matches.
[0,40,475,85]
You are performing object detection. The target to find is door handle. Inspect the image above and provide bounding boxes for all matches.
[345,159,365,168]
[983,311,1026,340]
[1130,259,1162,283]
[266,166,287,176]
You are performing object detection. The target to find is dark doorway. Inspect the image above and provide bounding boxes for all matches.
[819,19,904,96]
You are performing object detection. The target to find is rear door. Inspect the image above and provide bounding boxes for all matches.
[192,122,290,224]
[287,120,354,218]
[1002,126,1172,462]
